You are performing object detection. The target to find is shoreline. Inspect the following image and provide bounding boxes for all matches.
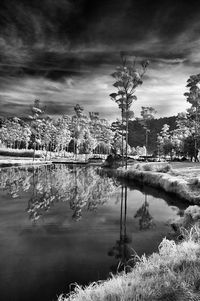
[114,162,200,204]
[0,158,52,167]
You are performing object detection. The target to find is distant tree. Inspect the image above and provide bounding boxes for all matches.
[157,124,173,159]
[71,104,89,156]
[54,116,71,154]
[81,129,96,155]
[139,106,157,155]
[110,52,149,168]
[30,99,45,119]
[183,136,196,161]
[22,124,32,149]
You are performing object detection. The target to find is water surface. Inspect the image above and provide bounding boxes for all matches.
[0,164,187,301]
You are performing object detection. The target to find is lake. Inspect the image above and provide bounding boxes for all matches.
[0,164,187,301]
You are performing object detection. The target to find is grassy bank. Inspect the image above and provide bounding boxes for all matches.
[0,159,52,167]
[0,148,42,158]
[59,224,200,301]
[115,162,200,204]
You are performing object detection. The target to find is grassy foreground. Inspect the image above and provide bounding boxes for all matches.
[59,225,200,301]
[116,162,200,204]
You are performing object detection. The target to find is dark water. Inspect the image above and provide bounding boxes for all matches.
[0,164,187,301]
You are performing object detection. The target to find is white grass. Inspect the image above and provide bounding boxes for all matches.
[116,163,200,204]
[59,225,200,301]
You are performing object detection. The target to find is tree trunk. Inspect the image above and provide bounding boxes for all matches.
[145,129,148,158]
[121,107,124,167]
[125,106,128,169]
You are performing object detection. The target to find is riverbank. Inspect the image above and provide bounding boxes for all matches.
[0,147,106,167]
[115,162,200,204]
[59,223,200,301]
[0,158,52,167]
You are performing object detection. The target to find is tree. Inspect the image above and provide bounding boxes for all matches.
[81,129,96,155]
[89,115,113,155]
[22,124,32,149]
[54,116,71,155]
[139,106,157,156]
[110,52,149,168]
[157,124,173,159]
[184,74,200,161]
[71,104,89,156]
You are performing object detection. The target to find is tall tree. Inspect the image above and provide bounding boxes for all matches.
[110,52,149,168]
[184,74,200,161]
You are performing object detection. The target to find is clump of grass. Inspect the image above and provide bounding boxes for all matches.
[58,225,200,301]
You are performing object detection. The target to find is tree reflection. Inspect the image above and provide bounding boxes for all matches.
[108,185,134,273]
[134,193,155,230]
[0,166,31,198]
[0,165,117,222]
[19,165,116,222]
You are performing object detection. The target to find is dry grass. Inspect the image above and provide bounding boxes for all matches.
[59,225,200,301]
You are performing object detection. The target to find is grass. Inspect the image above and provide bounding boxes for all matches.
[0,148,42,158]
[134,162,172,173]
[115,162,200,204]
[58,224,200,301]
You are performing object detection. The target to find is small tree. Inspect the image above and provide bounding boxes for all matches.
[157,124,173,159]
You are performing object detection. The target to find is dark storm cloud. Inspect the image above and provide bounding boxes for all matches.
[1,0,200,118]
[1,0,199,71]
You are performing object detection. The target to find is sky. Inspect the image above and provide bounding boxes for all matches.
[0,0,200,121]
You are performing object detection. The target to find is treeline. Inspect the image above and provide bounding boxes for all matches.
[0,101,121,156]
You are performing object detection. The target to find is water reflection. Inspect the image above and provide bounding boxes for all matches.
[108,188,158,272]
[134,193,155,230]
[0,165,118,222]
[108,185,134,273]
[0,165,189,301]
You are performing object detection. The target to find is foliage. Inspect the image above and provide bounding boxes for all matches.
[0,101,115,156]
[110,53,149,167]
